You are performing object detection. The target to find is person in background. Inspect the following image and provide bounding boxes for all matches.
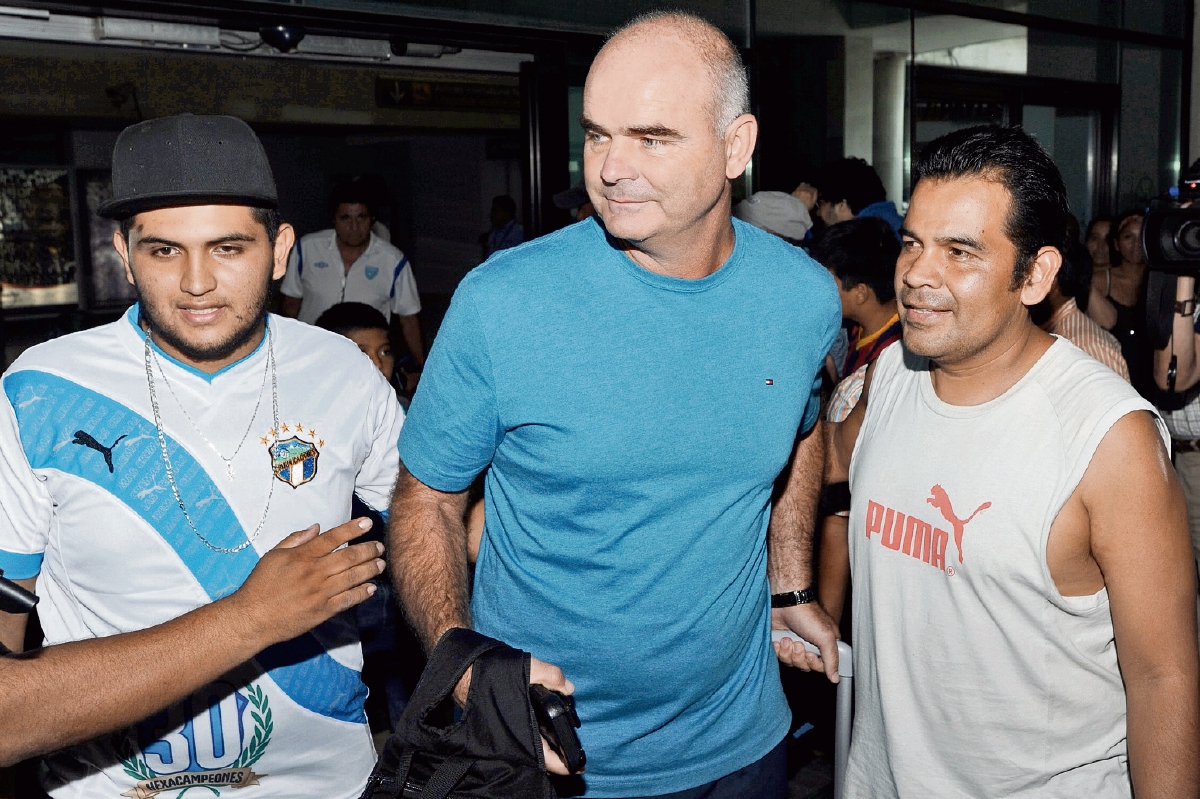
[552,182,596,222]
[733,184,814,244]
[315,301,417,402]
[809,157,903,235]
[484,195,524,257]
[1087,210,1153,397]
[280,182,425,368]
[1037,238,1130,380]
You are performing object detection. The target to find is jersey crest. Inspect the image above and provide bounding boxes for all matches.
[267,424,322,488]
[120,683,271,798]
[364,266,379,280]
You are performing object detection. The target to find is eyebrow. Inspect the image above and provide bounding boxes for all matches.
[579,115,685,140]
[899,227,986,252]
[135,233,259,248]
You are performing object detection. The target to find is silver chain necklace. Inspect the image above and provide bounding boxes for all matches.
[144,327,280,554]
[149,340,270,480]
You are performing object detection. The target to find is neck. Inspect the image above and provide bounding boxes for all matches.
[620,209,737,280]
[928,318,1054,406]
[338,238,369,268]
[853,302,899,341]
[144,321,266,375]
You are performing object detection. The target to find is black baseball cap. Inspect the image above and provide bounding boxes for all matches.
[98,114,278,219]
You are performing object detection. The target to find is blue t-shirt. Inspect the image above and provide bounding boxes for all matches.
[399,217,840,796]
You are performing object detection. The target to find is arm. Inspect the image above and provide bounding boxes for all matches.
[388,464,471,651]
[387,465,575,774]
[1089,273,1113,328]
[0,578,33,654]
[279,295,302,318]
[397,314,426,368]
[768,421,840,682]
[1154,275,1200,391]
[1083,412,1199,798]
[0,519,385,767]
[816,515,849,626]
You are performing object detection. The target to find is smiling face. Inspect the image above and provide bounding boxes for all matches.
[580,31,747,258]
[896,176,1056,368]
[113,205,294,372]
[333,202,373,249]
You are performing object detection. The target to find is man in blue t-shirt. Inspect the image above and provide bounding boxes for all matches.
[391,11,841,798]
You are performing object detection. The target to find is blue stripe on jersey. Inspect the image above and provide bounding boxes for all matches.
[389,256,408,300]
[0,549,43,580]
[4,369,367,723]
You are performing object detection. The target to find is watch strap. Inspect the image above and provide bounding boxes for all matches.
[770,588,817,608]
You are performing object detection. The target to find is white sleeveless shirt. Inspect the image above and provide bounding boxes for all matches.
[845,338,1166,799]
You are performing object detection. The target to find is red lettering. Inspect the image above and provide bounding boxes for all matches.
[902,516,932,559]
[882,510,905,550]
[865,500,884,539]
[931,528,949,571]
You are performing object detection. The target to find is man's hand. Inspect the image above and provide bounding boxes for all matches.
[452,655,577,775]
[224,518,385,648]
[772,603,840,683]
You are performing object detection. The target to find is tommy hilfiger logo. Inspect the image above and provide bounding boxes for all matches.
[865,485,992,575]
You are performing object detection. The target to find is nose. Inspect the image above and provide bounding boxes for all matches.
[179,252,218,297]
[597,136,639,186]
[897,246,941,291]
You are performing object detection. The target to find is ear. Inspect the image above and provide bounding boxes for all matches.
[1019,245,1062,307]
[724,113,758,180]
[112,228,135,287]
[850,282,871,306]
[272,223,296,282]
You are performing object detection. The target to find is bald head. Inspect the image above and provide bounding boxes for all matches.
[595,11,749,136]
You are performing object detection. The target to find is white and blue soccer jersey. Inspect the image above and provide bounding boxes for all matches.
[0,305,404,799]
[281,230,421,325]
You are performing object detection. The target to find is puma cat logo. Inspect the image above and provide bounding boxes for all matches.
[71,430,127,474]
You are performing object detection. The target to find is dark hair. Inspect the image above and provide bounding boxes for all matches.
[811,216,900,304]
[491,195,517,216]
[1056,238,1094,307]
[812,157,887,214]
[119,206,281,245]
[314,301,388,335]
[329,180,377,220]
[1086,216,1113,240]
[914,125,1070,289]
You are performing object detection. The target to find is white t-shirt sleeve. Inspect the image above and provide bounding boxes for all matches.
[389,256,421,317]
[281,240,304,299]
[353,370,405,515]
[0,375,53,579]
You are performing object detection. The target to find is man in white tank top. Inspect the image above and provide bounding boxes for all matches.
[823,126,1198,798]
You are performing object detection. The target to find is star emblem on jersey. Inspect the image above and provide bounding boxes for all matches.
[269,424,321,488]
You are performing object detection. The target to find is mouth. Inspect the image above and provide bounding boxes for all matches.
[901,301,951,325]
[177,306,225,325]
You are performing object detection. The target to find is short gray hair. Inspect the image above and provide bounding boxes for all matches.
[607,10,750,136]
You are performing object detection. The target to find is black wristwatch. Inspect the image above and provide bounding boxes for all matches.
[1175,298,1196,316]
[770,588,817,608]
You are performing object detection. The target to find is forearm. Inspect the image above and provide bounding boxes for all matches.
[399,316,425,367]
[1087,288,1118,330]
[767,422,825,592]
[817,514,850,625]
[1155,276,1200,391]
[0,595,270,767]
[1126,671,1200,798]
[389,469,470,650]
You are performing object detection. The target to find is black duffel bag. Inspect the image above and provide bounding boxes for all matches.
[358,627,555,799]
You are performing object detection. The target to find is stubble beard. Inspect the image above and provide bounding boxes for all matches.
[137,276,272,364]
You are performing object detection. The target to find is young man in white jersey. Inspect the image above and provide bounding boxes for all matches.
[0,114,404,798]
[828,125,1198,798]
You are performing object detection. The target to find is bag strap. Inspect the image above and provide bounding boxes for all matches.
[406,628,504,721]
[413,755,472,799]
